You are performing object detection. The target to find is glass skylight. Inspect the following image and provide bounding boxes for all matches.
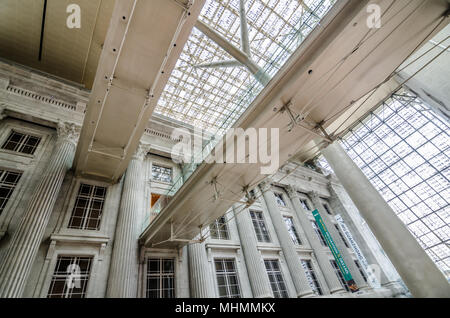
[156,0,337,133]
[143,0,337,230]
[330,90,450,277]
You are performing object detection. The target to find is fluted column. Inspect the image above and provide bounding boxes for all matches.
[321,141,450,298]
[308,191,368,290]
[326,182,390,286]
[107,143,149,298]
[188,239,215,298]
[259,180,314,298]
[233,204,273,298]
[285,185,344,294]
[0,122,79,297]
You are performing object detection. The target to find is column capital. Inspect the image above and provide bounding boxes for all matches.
[56,121,80,146]
[132,142,151,161]
[258,177,273,192]
[308,190,320,200]
[285,185,300,199]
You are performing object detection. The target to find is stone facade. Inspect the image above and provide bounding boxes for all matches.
[0,62,408,298]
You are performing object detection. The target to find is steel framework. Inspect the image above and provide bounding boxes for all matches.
[332,90,450,277]
[155,0,336,133]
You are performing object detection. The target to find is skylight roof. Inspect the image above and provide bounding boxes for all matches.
[155,0,337,134]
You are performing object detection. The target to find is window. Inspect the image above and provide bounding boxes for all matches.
[340,91,450,274]
[0,169,22,215]
[334,224,350,248]
[283,216,301,245]
[301,260,323,296]
[311,221,328,246]
[354,260,368,283]
[152,164,172,183]
[1,131,41,155]
[47,256,92,298]
[214,258,241,298]
[264,260,289,298]
[146,258,175,298]
[323,203,332,215]
[210,216,230,240]
[250,210,271,243]
[330,260,350,292]
[68,184,106,230]
[299,198,311,211]
[274,192,286,207]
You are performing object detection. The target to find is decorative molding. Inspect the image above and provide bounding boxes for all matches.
[6,85,78,111]
[144,128,182,142]
[49,234,109,245]
[132,142,152,161]
[56,121,81,146]
[285,184,299,199]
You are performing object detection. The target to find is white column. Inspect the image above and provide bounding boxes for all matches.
[0,122,79,298]
[259,181,314,298]
[326,183,390,286]
[321,141,450,298]
[107,143,149,298]
[233,204,273,298]
[308,191,368,290]
[285,185,345,294]
[187,240,215,298]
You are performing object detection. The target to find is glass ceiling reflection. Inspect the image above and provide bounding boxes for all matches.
[155,0,337,134]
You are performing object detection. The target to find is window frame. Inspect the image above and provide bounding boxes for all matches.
[214,258,242,298]
[274,192,287,207]
[145,258,176,298]
[67,183,107,231]
[210,215,230,240]
[0,169,22,216]
[249,210,271,243]
[301,259,323,296]
[46,255,94,298]
[283,215,301,245]
[264,259,289,298]
[330,259,350,292]
[151,163,173,184]
[1,130,42,155]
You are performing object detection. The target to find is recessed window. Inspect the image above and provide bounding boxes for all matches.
[1,131,41,155]
[334,224,350,248]
[214,258,241,298]
[210,216,230,240]
[250,210,271,243]
[146,258,175,298]
[274,192,286,207]
[264,259,288,298]
[299,198,311,211]
[301,259,323,296]
[323,203,332,215]
[0,169,22,215]
[283,216,301,245]
[152,164,172,183]
[354,260,368,283]
[68,184,107,230]
[311,221,328,246]
[47,256,92,298]
[330,260,350,292]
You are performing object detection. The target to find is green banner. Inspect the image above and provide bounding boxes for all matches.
[312,209,359,292]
